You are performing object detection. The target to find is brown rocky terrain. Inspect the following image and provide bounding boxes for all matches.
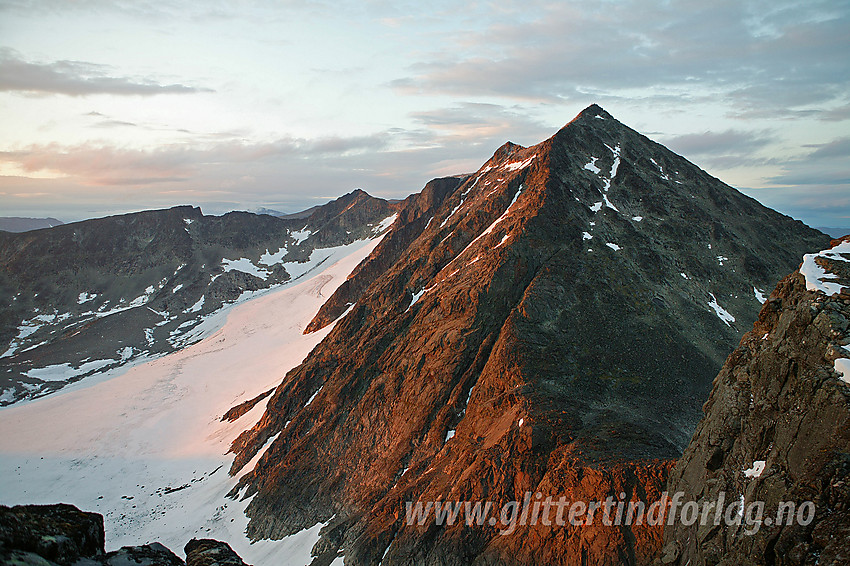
[661,237,850,565]
[225,105,830,564]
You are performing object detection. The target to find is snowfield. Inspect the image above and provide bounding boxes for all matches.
[0,236,384,565]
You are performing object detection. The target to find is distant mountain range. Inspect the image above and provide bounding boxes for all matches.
[249,207,288,217]
[0,217,64,233]
[0,191,400,405]
[815,226,850,238]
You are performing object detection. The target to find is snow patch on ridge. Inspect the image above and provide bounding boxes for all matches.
[291,227,311,245]
[441,201,465,228]
[743,461,766,478]
[77,292,96,304]
[583,157,601,174]
[800,240,850,296]
[650,158,671,180]
[185,295,205,314]
[26,358,117,381]
[834,343,850,385]
[373,213,397,234]
[605,143,621,181]
[259,245,289,266]
[584,144,621,212]
[502,155,536,171]
[407,284,437,312]
[304,386,324,408]
[835,356,850,385]
[449,184,526,267]
[221,258,270,280]
[707,293,735,326]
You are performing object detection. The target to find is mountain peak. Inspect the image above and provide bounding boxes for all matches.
[491,140,526,162]
[339,188,371,201]
[580,102,606,117]
[562,103,616,129]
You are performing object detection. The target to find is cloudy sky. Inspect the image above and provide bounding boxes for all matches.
[0,1,848,228]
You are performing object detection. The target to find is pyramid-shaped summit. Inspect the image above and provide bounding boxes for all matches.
[227,106,829,564]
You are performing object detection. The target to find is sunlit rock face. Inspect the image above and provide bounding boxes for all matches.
[227,105,828,565]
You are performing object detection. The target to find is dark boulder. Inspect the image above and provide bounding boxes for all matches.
[0,503,104,565]
[184,539,249,566]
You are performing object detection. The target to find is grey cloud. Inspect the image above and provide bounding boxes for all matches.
[664,130,774,156]
[768,169,850,187]
[0,0,339,24]
[820,104,850,121]
[739,184,850,227]
[0,132,395,187]
[82,111,250,138]
[805,137,850,160]
[766,136,850,188]
[392,1,849,116]
[0,48,212,96]
[302,134,389,156]
[92,120,139,128]
[409,103,553,145]
[662,129,776,169]
[0,123,501,221]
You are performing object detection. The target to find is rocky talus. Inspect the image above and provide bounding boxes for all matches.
[660,237,850,565]
[226,105,829,564]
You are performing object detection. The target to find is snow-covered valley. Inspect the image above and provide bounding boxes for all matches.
[0,236,383,564]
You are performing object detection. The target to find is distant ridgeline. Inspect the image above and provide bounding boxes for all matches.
[0,217,63,233]
[0,193,401,405]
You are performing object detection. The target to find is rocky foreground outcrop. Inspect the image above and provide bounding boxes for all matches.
[0,503,248,566]
[660,237,850,565]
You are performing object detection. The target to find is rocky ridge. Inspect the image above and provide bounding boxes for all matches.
[660,236,850,565]
[225,105,829,564]
[305,175,465,333]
